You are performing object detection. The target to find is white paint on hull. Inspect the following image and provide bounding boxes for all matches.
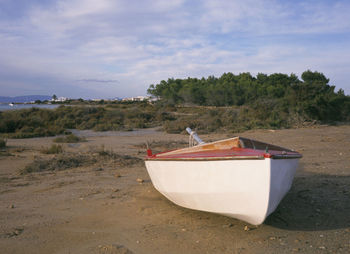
[145,158,298,225]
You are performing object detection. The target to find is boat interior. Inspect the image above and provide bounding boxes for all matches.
[155,137,294,157]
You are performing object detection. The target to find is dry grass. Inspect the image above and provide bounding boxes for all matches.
[21,154,95,174]
[93,145,143,167]
[21,148,143,174]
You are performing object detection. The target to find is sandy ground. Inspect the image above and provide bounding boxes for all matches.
[0,125,350,254]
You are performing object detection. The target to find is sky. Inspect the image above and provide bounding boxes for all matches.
[0,0,350,99]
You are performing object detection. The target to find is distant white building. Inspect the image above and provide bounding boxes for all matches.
[122,96,158,102]
[122,96,147,101]
[148,96,159,102]
[52,97,68,102]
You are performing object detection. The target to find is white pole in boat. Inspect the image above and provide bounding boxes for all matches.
[186,127,205,145]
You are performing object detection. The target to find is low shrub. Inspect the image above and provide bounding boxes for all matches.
[135,140,188,150]
[135,140,188,154]
[21,149,142,174]
[53,134,85,143]
[92,145,143,166]
[163,119,193,134]
[21,154,95,174]
[41,144,63,154]
[0,138,6,149]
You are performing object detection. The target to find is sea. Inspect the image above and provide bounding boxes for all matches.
[0,104,60,111]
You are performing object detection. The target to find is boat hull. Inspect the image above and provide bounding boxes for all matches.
[145,158,298,225]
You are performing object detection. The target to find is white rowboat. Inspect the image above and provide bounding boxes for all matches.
[145,133,302,225]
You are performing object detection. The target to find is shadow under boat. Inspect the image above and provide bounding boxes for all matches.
[265,172,350,231]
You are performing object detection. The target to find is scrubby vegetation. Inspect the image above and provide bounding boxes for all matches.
[40,144,63,154]
[1,70,349,137]
[160,105,311,134]
[0,138,9,156]
[53,134,85,143]
[0,107,67,138]
[135,140,188,154]
[0,138,6,149]
[21,150,142,174]
[0,102,160,138]
[135,140,188,150]
[21,154,95,174]
[93,145,143,167]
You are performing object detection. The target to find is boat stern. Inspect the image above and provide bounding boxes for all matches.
[265,158,299,218]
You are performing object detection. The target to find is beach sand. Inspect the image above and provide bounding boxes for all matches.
[0,125,349,253]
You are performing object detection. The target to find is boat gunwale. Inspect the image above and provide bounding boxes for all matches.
[145,154,302,161]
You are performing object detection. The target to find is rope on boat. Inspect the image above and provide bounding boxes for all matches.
[189,134,194,147]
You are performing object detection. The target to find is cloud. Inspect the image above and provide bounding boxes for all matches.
[200,0,350,35]
[76,79,119,84]
[0,0,350,98]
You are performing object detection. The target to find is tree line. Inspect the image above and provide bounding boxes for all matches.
[147,70,350,122]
